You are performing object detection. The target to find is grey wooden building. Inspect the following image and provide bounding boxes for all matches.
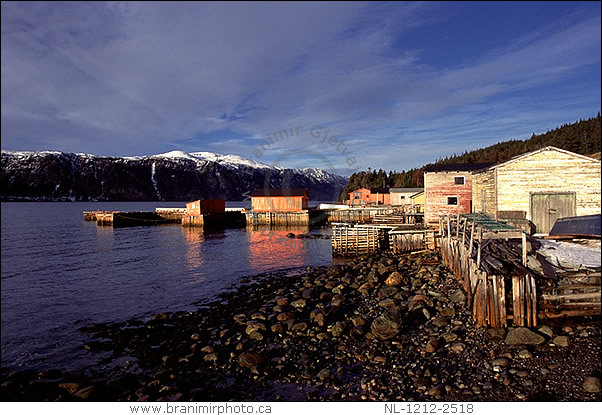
[472,146,601,233]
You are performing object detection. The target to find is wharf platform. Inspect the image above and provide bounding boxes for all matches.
[84,210,245,228]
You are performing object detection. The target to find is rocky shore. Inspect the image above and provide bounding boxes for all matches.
[1,250,600,401]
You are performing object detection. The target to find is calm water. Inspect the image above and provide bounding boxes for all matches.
[1,202,335,372]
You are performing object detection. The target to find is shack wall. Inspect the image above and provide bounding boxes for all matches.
[495,149,601,220]
[251,196,307,211]
[472,169,496,217]
[424,171,473,224]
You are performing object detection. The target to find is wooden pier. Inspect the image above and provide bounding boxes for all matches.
[84,211,183,227]
[84,209,245,229]
[245,211,310,226]
[439,213,601,328]
[325,206,423,224]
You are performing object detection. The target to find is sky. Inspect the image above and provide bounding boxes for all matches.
[1,1,600,176]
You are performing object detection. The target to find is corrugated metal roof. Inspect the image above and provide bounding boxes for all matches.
[549,214,601,237]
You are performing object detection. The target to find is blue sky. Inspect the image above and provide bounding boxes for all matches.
[1,1,600,175]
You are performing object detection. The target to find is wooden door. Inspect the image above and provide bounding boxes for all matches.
[531,193,576,234]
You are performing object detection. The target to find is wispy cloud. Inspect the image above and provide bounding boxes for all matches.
[1,2,600,170]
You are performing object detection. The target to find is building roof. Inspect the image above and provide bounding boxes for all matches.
[389,187,423,194]
[423,162,495,172]
[487,146,601,170]
[250,188,309,197]
[369,187,390,194]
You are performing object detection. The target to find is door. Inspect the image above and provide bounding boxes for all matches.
[531,193,576,234]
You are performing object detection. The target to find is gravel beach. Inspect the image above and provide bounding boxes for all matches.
[1,250,600,402]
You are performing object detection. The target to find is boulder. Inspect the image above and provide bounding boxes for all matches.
[504,327,545,345]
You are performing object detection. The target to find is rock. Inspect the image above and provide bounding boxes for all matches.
[405,306,429,327]
[440,306,456,317]
[486,327,507,341]
[492,357,511,367]
[331,294,345,307]
[204,353,218,362]
[450,290,466,304]
[59,382,81,394]
[291,299,307,309]
[248,331,263,340]
[431,316,449,328]
[162,355,177,368]
[378,298,396,308]
[330,321,346,337]
[371,316,400,340]
[276,297,289,306]
[310,311,325,327]
[425,338,440,353]
[245,321,266,335]
[302,288,314,299]
[250,312,266,320]
[385,272,404,286]
[200,345,214,353]
[351,316,366,327]
[271,323,284,333]
[358,281,374,294]
[449,342,465,353]
[442,332,458,343]
[414,377,431,387]
[292,322,308,332]
[552,336,570,347]
[427,384,446,397]
[518,349,533,359]
[316,333,330,341]
[538,325,554,337]
[190,333,202,341]
[374,356,387,363]
[504,327,545,345]
[583,377,601,393]
[237,352,263,369]
[378,286,399,299]
[316,369,330,381]
[73,385,96,399]
[277,312,295,321]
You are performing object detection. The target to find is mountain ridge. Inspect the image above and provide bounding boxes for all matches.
[0,150,348,202]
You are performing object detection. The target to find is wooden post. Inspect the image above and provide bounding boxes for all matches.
[469,221,475,257]
[521,232,527,266]
[456,214,460,236]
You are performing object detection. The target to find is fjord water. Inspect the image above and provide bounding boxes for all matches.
[1,202,333,372]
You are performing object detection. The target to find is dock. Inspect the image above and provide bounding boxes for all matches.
[439,213,601,328]
[84,209,245,228]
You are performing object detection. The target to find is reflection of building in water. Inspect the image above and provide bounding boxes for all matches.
[181,227,205,271]
[247,226,314,273]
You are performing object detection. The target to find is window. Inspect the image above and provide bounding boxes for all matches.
[447,196,458,205]
[454,176,465,185]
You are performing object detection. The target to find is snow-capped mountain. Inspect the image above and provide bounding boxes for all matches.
[0,150,348,202]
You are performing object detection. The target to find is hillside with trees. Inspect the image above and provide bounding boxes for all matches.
[339,113,601,202]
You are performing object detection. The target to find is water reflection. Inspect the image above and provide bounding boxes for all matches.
[181,227,205,282]
[247,226,318,273]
